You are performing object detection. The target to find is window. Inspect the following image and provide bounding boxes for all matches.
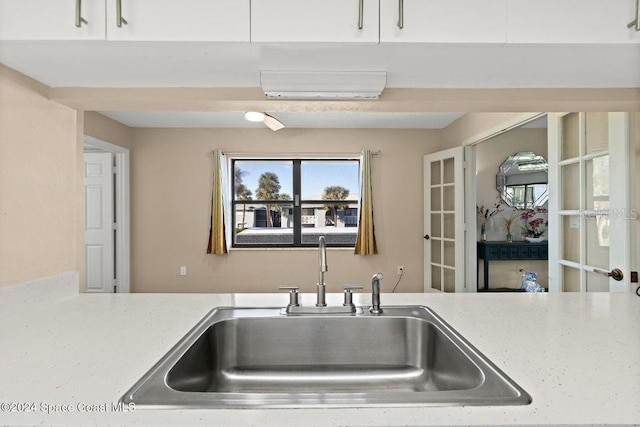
[232,159,359,247]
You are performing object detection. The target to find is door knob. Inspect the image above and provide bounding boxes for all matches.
[593,268,624,282]
[424,234,430,240]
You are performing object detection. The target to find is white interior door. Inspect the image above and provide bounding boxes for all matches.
[84,152,114,293]
[548,113,633,292]
[424,147,465,292]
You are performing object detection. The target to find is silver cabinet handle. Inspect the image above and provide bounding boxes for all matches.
[358,0,364,30]
[116,0,128,27]
[398,0,404,29]
[628,0,640,31]
[75,0,88,27]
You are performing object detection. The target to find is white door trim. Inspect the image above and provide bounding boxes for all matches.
[547,114,561,292]
[608,113,632,292]
[84,136,131,294]
[464,145,477,292]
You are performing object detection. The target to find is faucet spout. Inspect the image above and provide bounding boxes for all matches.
[370,272,383,314]
[317,236,327,307]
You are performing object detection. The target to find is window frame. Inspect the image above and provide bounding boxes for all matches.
[231,158,360,248]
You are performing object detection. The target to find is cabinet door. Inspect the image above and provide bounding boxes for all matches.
[106,0,250,41]
[0,0,105,40]
[508,0,640,44]
[251,0,379,43]
[380,0,508,43]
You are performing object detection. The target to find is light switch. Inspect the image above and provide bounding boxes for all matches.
[180,266,187,276]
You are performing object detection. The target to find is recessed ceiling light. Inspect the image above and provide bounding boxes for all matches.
[244,111,265,122]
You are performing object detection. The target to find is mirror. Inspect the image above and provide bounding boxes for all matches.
[497,152,548,209]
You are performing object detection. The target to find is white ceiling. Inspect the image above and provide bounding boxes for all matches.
[1,41,636,128]
[2,41,639,89]
[98,111,466,129]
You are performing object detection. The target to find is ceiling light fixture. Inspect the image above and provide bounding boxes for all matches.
[244,111,285,131]
[244,111,265,122]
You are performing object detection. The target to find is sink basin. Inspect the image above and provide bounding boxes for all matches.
[121,306,531,408]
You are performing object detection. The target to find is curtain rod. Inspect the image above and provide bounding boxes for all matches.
[215,150,381,158]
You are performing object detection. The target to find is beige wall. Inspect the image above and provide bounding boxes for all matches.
[476,128,549,289]
[84,111,134,150]
[443,113,543,148]
[0,68,80,287]
[130,128,442,293]
[1,62,638,292]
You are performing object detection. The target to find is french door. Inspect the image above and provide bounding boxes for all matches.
[548,113,634,292]
[424,147,465,292]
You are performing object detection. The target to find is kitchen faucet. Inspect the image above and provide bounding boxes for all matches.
[370,273,384,314]
[279,237,384,315]
[317,235,327,307]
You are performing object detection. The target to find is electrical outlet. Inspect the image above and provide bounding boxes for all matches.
[180,266,187,276]
[397,266,404,275]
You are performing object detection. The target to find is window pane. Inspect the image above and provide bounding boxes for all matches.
[585,112,608,155]
[563,266,581,292]
[300,201,358,245]
[301,228,358,246]
[300,160,359,245]
[234,203,294,245]
[232,159,359,248]
[301,160,359,200]
[562,112,580,160]
[234,160,292,201]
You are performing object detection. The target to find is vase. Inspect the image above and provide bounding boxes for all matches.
[506,232,513,243]
[480,223,487,242]
[525,236,546,243]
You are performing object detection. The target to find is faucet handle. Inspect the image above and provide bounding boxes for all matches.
[279,286,300,307]
[343,285,363,307]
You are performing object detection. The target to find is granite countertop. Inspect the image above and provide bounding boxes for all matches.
[1,275,639,426]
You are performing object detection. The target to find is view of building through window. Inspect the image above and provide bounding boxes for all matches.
[232,159,359,247]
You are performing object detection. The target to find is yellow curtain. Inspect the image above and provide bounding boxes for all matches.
[207,149,228,255]
[354,149,378,255]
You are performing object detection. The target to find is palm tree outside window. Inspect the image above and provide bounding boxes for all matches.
[231,159,359,247]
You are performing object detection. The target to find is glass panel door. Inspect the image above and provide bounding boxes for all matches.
[424,147,465,293]
[549,113,633,292]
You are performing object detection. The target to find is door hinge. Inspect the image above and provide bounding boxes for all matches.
[113,279,118,293]
[112,223,118,230]
[112,166,118,174]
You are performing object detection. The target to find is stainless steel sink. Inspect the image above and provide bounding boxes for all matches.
[121,306,531,408]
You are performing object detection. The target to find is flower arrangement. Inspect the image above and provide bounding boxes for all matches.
[520,207,548,238]
[476,202,504,226]
[477,202,504,241]
[502,211,520,234]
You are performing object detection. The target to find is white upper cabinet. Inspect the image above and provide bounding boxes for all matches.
[251,0,379,43]
[507,0,640,43]
[106,0,250,41]
[380,0,508,43]
[0,0,106,40]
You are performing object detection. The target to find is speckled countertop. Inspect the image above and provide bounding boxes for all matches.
[1,276,639,426]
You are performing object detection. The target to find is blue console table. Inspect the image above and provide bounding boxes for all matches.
[477,241,548,292]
